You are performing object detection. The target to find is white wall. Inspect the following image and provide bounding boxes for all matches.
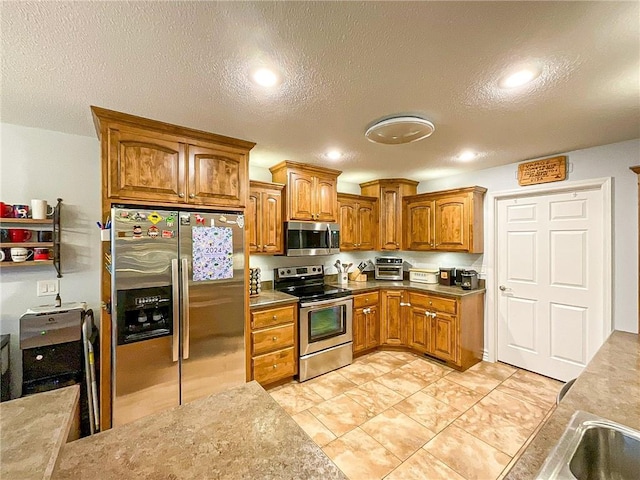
[0,123,101,397]
[418,139,640,334]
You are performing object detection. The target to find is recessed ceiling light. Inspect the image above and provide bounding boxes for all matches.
[458,150,477,161]
[365,116,435,145]
[252,68,279,87]
[326,150,342,160]
[498,65,542,88]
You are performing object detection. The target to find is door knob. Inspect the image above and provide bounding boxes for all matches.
[499,285,510,291]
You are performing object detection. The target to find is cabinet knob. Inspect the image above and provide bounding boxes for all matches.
[189,194,196,199]
[272,315,277,319]
[178,193,185,198]
[272,336,277,341]
[273,364,278,369]
[429,301,433,305]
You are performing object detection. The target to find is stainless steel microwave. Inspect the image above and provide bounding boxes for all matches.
[285,222,340,256]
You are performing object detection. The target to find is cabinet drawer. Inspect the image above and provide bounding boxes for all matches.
[409,292,457,314]
[253,347,296,385]
[252,324,295,356]
[251,305,296,329]
[354,291,380,308]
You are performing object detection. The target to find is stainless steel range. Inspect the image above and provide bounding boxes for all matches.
[274,265,353,382]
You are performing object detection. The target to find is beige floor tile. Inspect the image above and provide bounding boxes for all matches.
[446,369,502,395]
[359,351,407,373]
[478,388,549,432]
[339,361,386,385]
[306,370,358,400]
[385,449,465,480]
[424,425,512,480]
[422,377,485,412]
[394,391,461,433]
[323,428,401,480]
[400,358,450,383]
[291,410,337,447]
[468,361,518,381]
[345,380,405,416]
[374,368,430,397]
[309,393,372,437]
[497,370,562,409]
[269,382,325,415]
[360,407,436,461]
[454,403,530,456]
[385,350,420,362]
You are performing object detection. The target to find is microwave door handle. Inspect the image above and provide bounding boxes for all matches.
[171,259,180,362]
[327,224,332,249]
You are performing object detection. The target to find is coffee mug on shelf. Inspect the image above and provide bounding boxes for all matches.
[34,247,49,261]
[0,250,4,262]
[0,248,9,262]
[0,203,12,218]
[9,229,33,242]
[10,247,33,262]
[12,204,29,218]
[0,229,8,243]
[31,200,54,220]
[37,230,53,242]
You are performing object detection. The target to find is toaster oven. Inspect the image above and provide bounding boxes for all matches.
[374,257,403,281]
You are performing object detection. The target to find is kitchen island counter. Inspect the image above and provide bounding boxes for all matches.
[505,330,640,479]
[53,381,346,480]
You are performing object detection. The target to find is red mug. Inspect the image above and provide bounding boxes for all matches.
[9,229,33,242]
[34,247,49,261]
[0,202,12,218]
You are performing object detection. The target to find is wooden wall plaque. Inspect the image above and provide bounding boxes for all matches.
[518,156,567,186]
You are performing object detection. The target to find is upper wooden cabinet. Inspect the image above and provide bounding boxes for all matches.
[91,106,254,208]
[337,193,378,251]
[360,179,418,250]
[270,161,341,222]
[248,181,284,255]
[403,186,487,253]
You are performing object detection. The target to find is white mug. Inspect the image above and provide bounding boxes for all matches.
[31,199,54,220]
[0,250,4,262]
[10,247,33,262]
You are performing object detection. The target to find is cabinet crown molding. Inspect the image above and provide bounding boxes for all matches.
[337,192,378,202]
[404,185,488,201]
[359,178,419,188]
[250,180,285,190]
[269,160,342,177]
[90,106,256,151]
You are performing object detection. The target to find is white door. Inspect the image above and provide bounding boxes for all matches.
[496,187,605,381]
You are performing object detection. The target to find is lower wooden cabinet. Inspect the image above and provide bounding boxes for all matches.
[380,290,406,346]
[249,303,298,386]
[353,292,380,354]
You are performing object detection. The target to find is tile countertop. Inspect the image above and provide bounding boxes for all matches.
[53,381,347,480]
[505,330,640,479]
[0,385,80,480]
[329,279,486,297]
[249,289,299,309]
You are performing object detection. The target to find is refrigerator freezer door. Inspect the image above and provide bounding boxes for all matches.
[179,211,246,405]
[112,336,179,427]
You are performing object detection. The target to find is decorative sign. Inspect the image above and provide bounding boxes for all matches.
[518,156,567,186]
[192,226,234,282]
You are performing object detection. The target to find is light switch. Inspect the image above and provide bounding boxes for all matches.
[37,280,58,297]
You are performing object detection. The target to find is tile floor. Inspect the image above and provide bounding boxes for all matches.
[269,350,563,480]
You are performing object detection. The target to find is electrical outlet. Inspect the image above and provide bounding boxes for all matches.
[37,280,58,297]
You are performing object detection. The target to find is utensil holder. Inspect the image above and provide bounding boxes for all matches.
[338,273,348,285]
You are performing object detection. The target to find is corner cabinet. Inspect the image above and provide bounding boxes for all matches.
[404,186,487,253]
[269,161,341,222]
[337,193,377,251]
[0,198,63,277]
[248,181,284,255]
[360,179,418,250]
[91,106,254,208]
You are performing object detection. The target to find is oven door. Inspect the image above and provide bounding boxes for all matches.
[286,222,340,256]
[299,296,353,355]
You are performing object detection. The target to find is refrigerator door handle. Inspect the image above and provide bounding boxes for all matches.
[171,259,180,362]
[181,257,190,360]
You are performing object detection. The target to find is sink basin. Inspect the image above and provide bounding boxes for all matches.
[536,411,640,480]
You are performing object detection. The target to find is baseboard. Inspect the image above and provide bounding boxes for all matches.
[482,349,489,362]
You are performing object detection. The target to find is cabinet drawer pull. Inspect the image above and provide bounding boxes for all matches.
[189,193,196,199]
[178,193,185,198]
[400,302,411,307]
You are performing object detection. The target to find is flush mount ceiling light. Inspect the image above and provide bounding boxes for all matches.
[365,116,435,145]
[251,67,279,87]
[457,150,477,161]
[498,64,542,89]
[326,149,342,160]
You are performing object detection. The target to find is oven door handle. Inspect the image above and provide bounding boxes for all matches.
[300,295,353,309]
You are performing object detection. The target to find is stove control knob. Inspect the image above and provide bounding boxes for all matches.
[286,269,291,274]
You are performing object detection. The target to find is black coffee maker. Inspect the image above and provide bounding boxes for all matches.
[460,270,479,290]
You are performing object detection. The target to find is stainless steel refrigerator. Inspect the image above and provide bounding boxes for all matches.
[110,206,245,427]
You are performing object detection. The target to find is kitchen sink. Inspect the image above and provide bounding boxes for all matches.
[536,410,640,480]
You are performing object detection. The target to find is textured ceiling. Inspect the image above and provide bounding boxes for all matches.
[2,1,639,183]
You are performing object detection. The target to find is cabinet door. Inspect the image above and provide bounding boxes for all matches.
[357,200,376,251]
[408,307,431,353]
[247,189,261,253]
[338,200,358,250]
[315,175,338,222]
[380,290,404,345]
[380,186,401,250]
[108,127,186,202]
[406,200,435,251]
[434,195,470,251]
[289,171,314,220]
[432,313,458,363]
[366,305,380,349]
[353,307,368,354]
[262,190,283,254]
[188,144,247,207]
